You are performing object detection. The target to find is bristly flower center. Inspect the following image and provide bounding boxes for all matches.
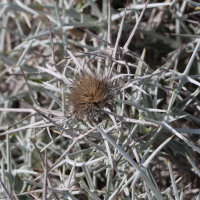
[66,72,116,121]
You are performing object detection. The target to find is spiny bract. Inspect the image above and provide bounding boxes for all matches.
[66,72,116,121]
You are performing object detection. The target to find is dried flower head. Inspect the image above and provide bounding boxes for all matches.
[66,72,116,121]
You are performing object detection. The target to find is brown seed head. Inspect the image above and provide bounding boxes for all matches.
[66,72,116,121]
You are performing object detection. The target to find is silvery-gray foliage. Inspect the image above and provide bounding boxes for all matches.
[0,0,200,199]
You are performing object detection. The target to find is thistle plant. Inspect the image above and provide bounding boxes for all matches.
[0,0,200,200]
